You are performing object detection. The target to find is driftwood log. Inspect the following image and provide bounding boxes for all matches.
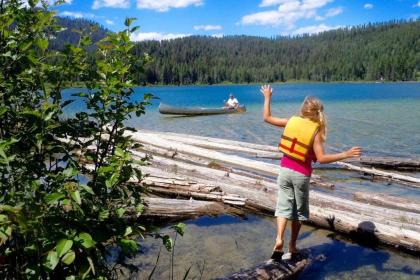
[353,192,420,214]
[217,250,311,280]
[356,156,420,171]
[141,197,228,218]
[336,161,420,187]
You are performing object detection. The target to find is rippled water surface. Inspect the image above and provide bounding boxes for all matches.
[64,83,420,279]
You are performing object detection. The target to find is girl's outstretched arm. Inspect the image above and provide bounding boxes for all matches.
[260,85,288,127]
[313,133,362,164]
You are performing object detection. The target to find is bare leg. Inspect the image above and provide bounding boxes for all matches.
[289,220,302,253]
[274,217,288,252]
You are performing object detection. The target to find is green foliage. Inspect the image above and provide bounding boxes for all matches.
[0,1,173,279]
[133,20,420,84]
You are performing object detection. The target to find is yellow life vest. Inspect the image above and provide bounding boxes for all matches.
[279,116,319,162]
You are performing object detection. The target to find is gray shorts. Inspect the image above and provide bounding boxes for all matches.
[275,167,311,221]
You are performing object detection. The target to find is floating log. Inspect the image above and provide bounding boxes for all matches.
[356,156,420,171]
[218,250,311,280]
[353,192,420,214]
[336,161,420,187]
[311,191,420,227]
[309,205,420,252]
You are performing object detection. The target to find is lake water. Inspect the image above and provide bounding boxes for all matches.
[64,83,420,279]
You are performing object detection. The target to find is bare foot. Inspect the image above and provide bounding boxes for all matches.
[273,237,284,252]
[288,242,299,254]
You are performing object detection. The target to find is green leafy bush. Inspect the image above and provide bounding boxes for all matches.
[0,1,177,278]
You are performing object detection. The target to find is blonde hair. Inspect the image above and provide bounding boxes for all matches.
[299,96,327,142]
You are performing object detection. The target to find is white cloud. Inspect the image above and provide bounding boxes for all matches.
[211,33,224,38]
[92,0,130,9]
[364,3,374,9]
[194,25,222,31]
[241,11,288,26]
[291,23,341,35]
[325,7,342,17]
[260,0,301,7]
[413,1,420,7]
[130,32,191,41]
[59,11,95,18]
[137,0,203,12]
[241,0,334,28]
[105,19,114,25]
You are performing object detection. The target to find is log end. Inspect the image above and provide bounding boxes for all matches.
[218,249,311,280]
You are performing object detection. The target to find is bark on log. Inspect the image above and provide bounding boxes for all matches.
[353,192,420,214]
[217,250,310,280]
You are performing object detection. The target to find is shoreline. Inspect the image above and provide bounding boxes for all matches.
[135,80,420,88]
[59,80,420,90]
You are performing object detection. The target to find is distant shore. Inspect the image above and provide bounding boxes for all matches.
[59,80,420,89]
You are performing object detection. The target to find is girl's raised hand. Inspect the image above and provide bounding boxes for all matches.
[345,147,362,158]
[260,84,273,99]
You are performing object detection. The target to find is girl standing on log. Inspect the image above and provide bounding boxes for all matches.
[260,84,362,259]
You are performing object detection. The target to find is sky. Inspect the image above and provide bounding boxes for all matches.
[49,0,420,41]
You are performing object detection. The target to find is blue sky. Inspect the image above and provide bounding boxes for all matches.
[52,0,420,40]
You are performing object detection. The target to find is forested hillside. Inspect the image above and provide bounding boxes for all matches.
[50,17,109,50]
[133,20,420,84]
[53,18,419,84]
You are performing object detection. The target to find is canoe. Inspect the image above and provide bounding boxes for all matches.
[158,103,246,116]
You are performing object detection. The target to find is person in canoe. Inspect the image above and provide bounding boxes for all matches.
[260,84,362,261]
[225,93,239,109]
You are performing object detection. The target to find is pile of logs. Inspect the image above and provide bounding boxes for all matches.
[122,129,420,255]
